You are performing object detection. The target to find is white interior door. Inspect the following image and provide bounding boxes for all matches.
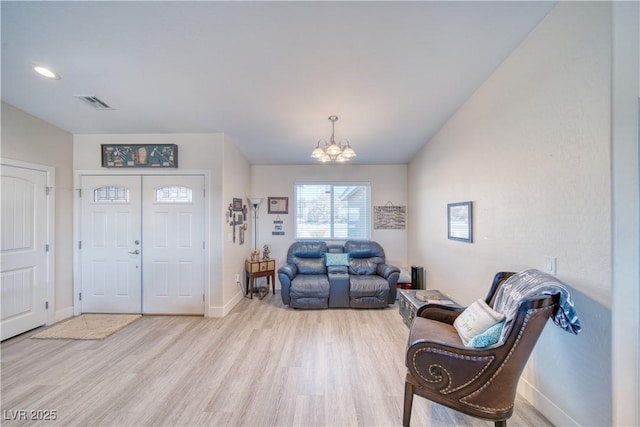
[1,164,48,340]
[80,176,142,313]
[142,176,204,314]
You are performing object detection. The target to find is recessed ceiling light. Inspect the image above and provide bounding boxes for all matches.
[34,66,60,80]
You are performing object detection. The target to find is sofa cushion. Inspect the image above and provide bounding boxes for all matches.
[344,240,385,260]
[290,274,330,309]
[349,275,389,299]
[288,240,327,258]
[466,321,504,348]
[349,258,378,275]
[291,275,330,298]
[325,252,349,266]
[454,299,505,346]
[344,240,385,275]
[296,258,326,275]
[287,240,328,275]
[349,275,389,308]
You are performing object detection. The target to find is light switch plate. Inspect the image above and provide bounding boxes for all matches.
[545,256,557,275]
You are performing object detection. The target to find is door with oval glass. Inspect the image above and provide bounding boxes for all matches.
[80,175,204,314]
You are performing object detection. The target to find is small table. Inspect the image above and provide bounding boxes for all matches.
[245,259,276,299]
[398,289,458,328]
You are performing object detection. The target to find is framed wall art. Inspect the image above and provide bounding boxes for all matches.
[272,216,284,236]
[101,144,178,168]
[374,204,406,229]
[268,197,288,214]
[447,201,473,243]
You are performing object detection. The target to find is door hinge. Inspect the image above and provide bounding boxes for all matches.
[77,188,82,198]
[45,186,52,196]
[203,189,205,198]
[78,241,82,249]
[79,292,82,301]
[45,244,50,252]
[45,301,49,310]
[203,241,205,249]
[203,294,205,302]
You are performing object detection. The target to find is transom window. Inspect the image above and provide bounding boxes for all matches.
[295,183,370,240]
[94,186,129,203]
[155,185,192,203]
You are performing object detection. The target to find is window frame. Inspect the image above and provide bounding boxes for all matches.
[294,182,371,241]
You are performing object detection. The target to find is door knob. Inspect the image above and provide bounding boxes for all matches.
[128,250,140,255]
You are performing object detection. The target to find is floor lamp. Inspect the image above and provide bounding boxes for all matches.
[248,197,263,296]
[248,197,263,250]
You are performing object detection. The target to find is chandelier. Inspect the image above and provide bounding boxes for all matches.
[311,115,357,162]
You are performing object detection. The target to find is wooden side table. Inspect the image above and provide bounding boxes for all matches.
[245,259,276,299]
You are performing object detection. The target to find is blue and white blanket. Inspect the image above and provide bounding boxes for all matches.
[493,269,582,342]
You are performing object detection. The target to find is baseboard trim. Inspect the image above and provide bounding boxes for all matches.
[206,290,244,318]
[518,378,579,427]
[53,306,74,324]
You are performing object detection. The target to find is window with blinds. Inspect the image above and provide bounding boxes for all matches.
[294,183,371,240]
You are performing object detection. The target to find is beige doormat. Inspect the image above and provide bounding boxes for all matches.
[32,314,141,340]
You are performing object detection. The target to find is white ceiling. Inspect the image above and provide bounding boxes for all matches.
[1,1,556,165]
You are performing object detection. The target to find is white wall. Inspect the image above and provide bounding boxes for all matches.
[1,102,74,322]
[407,3,612,426]
[611,2,640,425]
[221,136,251,314]
[73,132,249,316]
[251,164,408,285]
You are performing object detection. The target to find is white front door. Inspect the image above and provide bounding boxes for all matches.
[1,164,48,340]
[80,176,142,313]
[79,175,205,314]
[142,176,204,314]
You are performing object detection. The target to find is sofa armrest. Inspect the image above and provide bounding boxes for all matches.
[278,264,298,305]
[377,263,400,304]
[278,264,297,280]
[377,263,400,280]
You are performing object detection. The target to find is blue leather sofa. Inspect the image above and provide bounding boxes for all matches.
[278,240,400,309]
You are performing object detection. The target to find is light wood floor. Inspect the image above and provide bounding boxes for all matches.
[1,293,552,426]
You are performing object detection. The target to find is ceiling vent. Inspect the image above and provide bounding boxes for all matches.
[74,95,114,110]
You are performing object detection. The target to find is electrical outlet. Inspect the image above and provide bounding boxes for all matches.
[545,256,557,275]
[235,273,240,282]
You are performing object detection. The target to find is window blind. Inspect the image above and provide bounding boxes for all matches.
[294,183,370,240]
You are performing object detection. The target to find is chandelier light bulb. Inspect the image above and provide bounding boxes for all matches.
[310,115,356,163]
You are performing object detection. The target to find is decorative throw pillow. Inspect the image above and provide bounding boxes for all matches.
[466,321,504,348]
[325,253,349,267]
[454,299,505,345]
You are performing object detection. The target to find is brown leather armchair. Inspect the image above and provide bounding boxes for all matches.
[403,272,561,427]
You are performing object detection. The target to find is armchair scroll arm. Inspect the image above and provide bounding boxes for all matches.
[406,340,498,396]
[416,304,464,325]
